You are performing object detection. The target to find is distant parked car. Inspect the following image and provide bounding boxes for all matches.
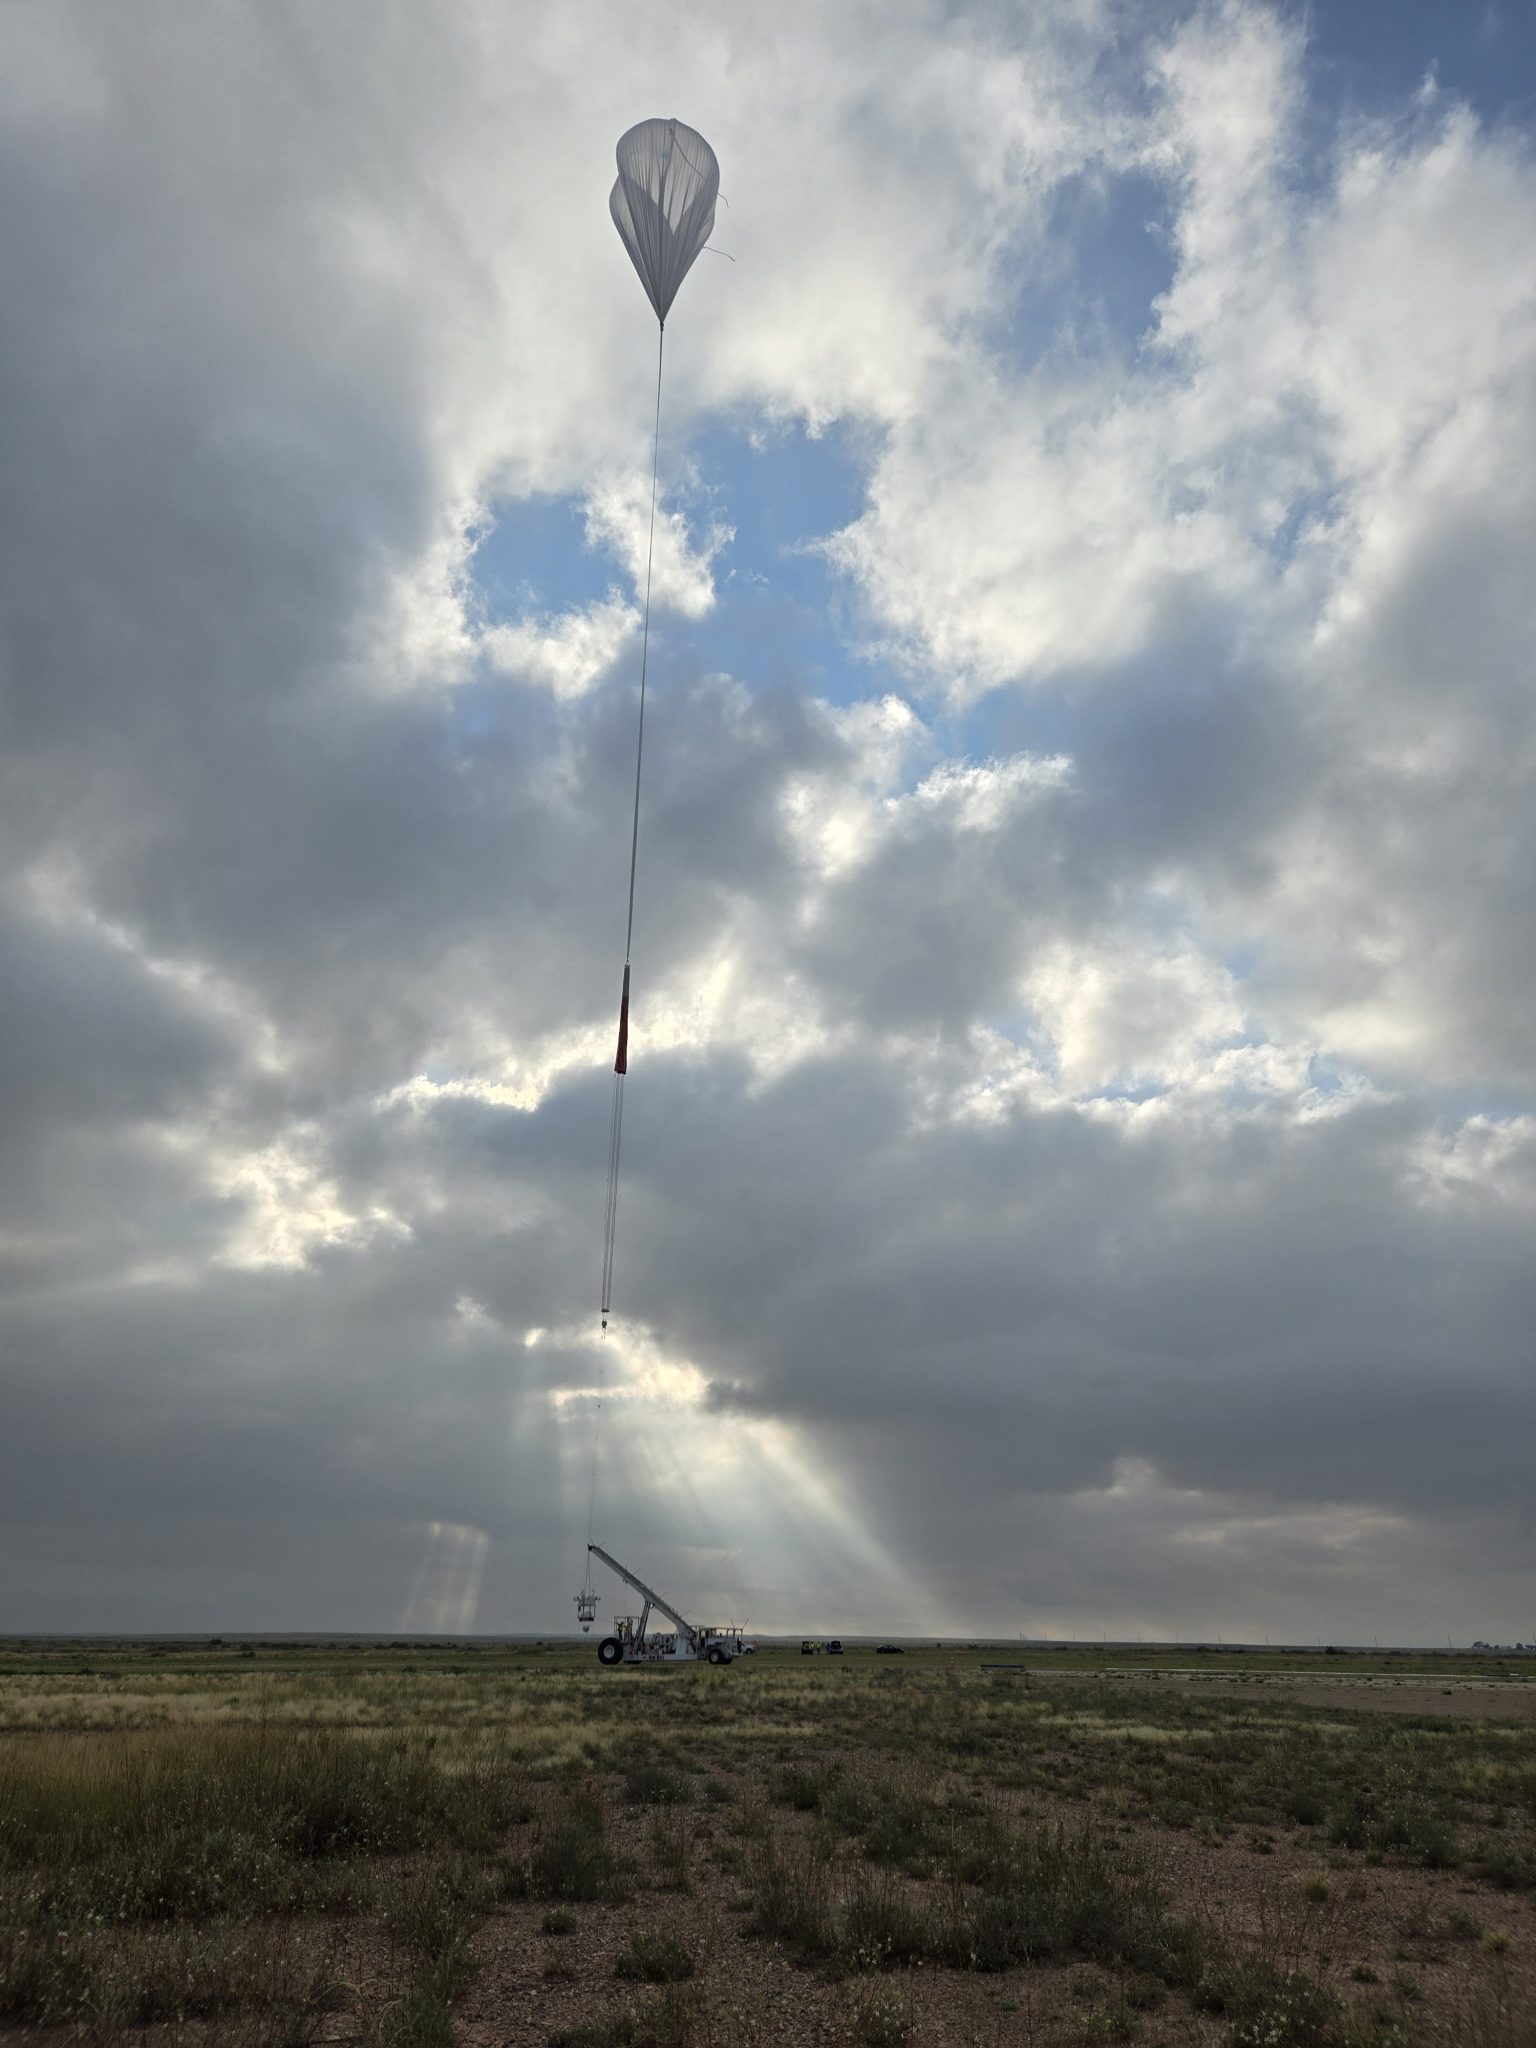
[875,1644,904,1654]
[801,1640,821,1654]
[827,1640,844,1655]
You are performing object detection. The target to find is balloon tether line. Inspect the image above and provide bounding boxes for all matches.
[581,1358,602,1584]
[600,321,665,1331]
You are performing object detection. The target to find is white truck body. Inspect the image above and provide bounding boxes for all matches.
[583,1543,744,1667]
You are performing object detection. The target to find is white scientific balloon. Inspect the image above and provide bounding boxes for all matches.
[610,118,719,326]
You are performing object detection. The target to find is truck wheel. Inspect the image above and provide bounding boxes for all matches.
[598,1637,623,1666]
[707,1646,725,1665]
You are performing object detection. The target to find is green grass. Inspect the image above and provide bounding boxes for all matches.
[506,1789,630,1903]
[546,1982,700,2047]
[0,1722,521,2036]
[613,1930,694,1982]
[0,1914,347,2028]
[848,1971,917,2045]
[372,1985,458,2048]
[386,1857,487,2003]
[623,1759,689,1805]
[0,1724,526,1920]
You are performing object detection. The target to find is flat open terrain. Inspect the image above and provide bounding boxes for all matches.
[1,1639,1533,2046]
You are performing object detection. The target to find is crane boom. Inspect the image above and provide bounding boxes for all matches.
[587,1542,695,1646]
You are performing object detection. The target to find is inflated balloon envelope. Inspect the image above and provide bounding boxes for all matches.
[609,117,719,326]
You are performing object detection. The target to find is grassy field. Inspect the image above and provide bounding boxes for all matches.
[0,1640,1532,2045]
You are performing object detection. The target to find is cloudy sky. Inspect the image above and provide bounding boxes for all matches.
[3,0,1534,1644]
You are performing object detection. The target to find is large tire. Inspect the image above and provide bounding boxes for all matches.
[706,1646,725,1665]
[597,1637,624,1666]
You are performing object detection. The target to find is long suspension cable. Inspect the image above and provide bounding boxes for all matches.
[582,1361,602,1574]
[600,322,665,1332]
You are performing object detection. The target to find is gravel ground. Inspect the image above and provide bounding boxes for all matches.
[454,1764,1536,2048]
[1087,1671,1536,1720]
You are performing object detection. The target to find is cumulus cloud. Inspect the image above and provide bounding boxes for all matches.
[0,0,1532,1642]
[581,477,731,620]
[484,593,638,700]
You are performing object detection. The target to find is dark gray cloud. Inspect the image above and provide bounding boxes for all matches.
[1,1,1532,1644]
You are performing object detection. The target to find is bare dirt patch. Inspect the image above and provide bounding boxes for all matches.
[1093,1669,1536,1721]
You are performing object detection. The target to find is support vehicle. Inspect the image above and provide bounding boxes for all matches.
[579,1543,746,1666]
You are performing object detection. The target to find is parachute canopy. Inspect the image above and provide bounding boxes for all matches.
[610,117,719,326]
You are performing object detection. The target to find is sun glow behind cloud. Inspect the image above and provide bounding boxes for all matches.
[535,1318,943,1636]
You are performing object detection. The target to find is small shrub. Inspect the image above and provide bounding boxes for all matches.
[942,1887,1030,1972]
[547,1982,700,2048]
[1327,1808,1367,1851]
[1224,1969,1341,2047]
[378,1985,456,2048]
[1475,1842,1532,1890]
[748,1836,836,1955]
[840,1871,929,1968]
[624,1762,686,1807]
[863,1792,940,1871]
[1408,1813,1460,1869]
[386,1859,486,2006]
[850,1974,916,2046]
[824,1776,879,1832]
[649,1807,691,1893]
[614,1931,694,1983]
[1284,1788,1326,1827]
[770,1762,832,1811]
[519,1800,626,1903]
[726,1791,770,1840]
[1080,2006,1135,2043]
